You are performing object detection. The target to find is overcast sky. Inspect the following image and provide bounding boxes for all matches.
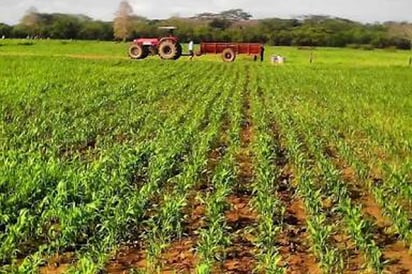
[1,0,411,25]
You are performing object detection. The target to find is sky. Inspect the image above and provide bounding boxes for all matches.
[1,0,411,25]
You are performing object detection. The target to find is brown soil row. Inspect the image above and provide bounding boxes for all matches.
[332,222,367,274]
[269,123,320,274]
[106,244,147,273]
[217,92,257,273]
[39,253,75,274]
[221,194,257,273]
[277,170,320,274]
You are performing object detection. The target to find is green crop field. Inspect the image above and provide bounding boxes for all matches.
[0,40,411,274]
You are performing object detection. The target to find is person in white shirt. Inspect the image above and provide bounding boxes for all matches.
[188,40,194,60]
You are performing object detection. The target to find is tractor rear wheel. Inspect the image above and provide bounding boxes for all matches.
[222,48,236,62]
[158,40,181,60]
[129,44,149,59]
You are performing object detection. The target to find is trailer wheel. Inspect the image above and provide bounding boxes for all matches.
[222,48,236,62]
[129,44,148,59]
[158,40,181,60]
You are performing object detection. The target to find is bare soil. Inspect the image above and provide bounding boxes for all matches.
[276,165,320,274]
[222,195,257,274]
[39,253,75,274]
[59,138,97,160]
[218,91,257,273]
[105,244,147,273]
[161,238,197,273]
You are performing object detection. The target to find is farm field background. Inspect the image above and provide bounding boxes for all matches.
[0,40,412,274]
[1,39,412,66]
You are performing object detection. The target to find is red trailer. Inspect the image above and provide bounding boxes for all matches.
[197,42,264,62]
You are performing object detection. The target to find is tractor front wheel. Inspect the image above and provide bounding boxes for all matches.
[129,44,149,59]
[158,40,181,60]
[222,48,236,62]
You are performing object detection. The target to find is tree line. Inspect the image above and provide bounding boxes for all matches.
[0,2,411,50]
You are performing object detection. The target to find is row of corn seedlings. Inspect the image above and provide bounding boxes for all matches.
[260,65,411,271]
[249,70,285,273]
[254,66,345,273]
[64,64,237,273]
[328,131,412,250]
[303,126,383,272]
[0,60,211,236]
[0,62,225,272]
[195,66,244,274]
[0,63,218,266]
[143,66,237,272]
[263,84,384,272]
[277,113,345,273]
[275,77,412,253]
[60,66,232,274]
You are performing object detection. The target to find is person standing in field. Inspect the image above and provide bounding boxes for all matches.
[189,40,194,60]
[260,45,265,62]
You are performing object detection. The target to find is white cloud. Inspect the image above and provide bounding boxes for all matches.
[1,0,411,24]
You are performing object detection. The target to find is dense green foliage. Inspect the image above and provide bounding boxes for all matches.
[0,42,411,273]
[1,10,411,49]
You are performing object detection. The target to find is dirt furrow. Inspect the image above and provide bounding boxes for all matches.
[270,124,320,274]
[106,244,147,274]
[39,253,75,274]
[219,86,257,274]
[277,173,320,274]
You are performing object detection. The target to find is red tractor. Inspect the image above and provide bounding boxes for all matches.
[128,26,182,60]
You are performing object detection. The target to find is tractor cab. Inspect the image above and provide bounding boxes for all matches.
[158,26,177,37]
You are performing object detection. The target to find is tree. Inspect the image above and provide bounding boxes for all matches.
[80,21,113,40]
[209,18,232,30]
[193,9,252,22]
[113,1,134,41]
[0,23,12,38]
[193,12,220,21]
[219,9,252,21]
[20,7,39,37]
[48,15,82,39]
